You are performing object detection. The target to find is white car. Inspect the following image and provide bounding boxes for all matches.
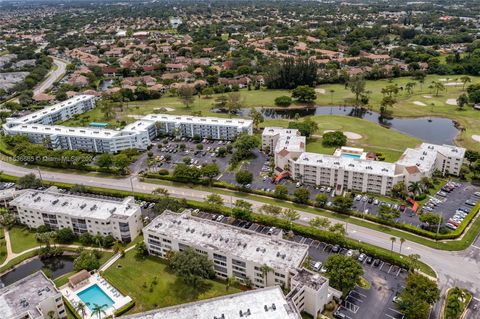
[346,249,354,257]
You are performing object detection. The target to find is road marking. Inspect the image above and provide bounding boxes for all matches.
[348,295,364,303]
[388,308,403,315]
[471,245,480,250]
[353,290,367,298]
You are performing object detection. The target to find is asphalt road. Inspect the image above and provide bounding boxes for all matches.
[0,160,479,317]
[33,57,67,96]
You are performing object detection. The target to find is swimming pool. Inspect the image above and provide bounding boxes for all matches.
[341,153,361,159]
[77,284,114,311]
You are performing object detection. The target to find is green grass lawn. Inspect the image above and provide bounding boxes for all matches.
[0,228,6,264]
[264,115,421,162]
[103,250,241,314]
[9,226,38,253]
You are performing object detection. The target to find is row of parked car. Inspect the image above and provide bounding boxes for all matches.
[446,191,478,230]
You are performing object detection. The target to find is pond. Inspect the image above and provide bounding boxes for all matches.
[239,106,459,145]
[99,79,113,92]
[0,255,74,287]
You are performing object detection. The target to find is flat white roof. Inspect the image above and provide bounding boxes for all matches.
[121,286,300,319]
[143,114,253,128]
[275,135,306,154]
[262,127,299,137]
[0,271,59,319]
[6,95,94,125]
[295,152,398,176]
[145,210,308,269]
[5,123,130,138]
[396,143,465,173]
[10,188,139,220]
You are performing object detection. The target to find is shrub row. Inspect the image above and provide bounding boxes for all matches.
[63,297,82,319]
[105,300,135,318]
[143,173,479,240]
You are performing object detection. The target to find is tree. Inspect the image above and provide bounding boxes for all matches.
[231,134,259,165]
[432,81,445,96]
[135,242,148,259]
[309,217,331,230]
[408,181,422,196]
[282,208,300,228]
[275,96,292,107]
[322,131,347,147]
[445,288,467,319]
[73,250,100,271]
[457,93,468,110]
[205,193,224,208]
[288,118,319,137]
[0,208,16,229]
[96,153,113,169]
[419,212,442,226]
[114,154,130,174]
[17,173,42,189]
[390,236,396,251]
[235,170,253,187]
[169,248,215,288]
[201,163,220,185]
[249,108,264,131]
[328,223,346,237]
[405,82,416,95]
[261,204,283,217]
[274,185,289,199]
[332,196,353,213]
[406,254,421,272]
[399,238,406,254]
[201,87,214,98]
[233,200,253,219]
[56,228,76,244]
[178,85,195,108]
[293,187,310,204]
[378,205,400,223]
[324,254,364,294]
[460,75,471,91]
[152,187,169,197]
[347,76,366,105]
[399,273,439,319]
[91,303,107,319]
[260,264,273,285]
[314,193,328,208]
[226,276,237,291]
[172,164,201,182]
[392,181,407,199]
[75,302,87,319]
[226,92,244,114]
[99,100,114,120]
[292,85,316,103]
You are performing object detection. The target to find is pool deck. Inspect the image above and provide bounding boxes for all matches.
[60,271,131,319]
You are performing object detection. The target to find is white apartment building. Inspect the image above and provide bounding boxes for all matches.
[122,286,302,319]
[263,127,466,196]
[4,95,96,128]
[0,271,67,319]
[4,97,252,153]
[9,187,142,242]
[261,127,302,153]
[143,210,309,289]
[142,114,253,140]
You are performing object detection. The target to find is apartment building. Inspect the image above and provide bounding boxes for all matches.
[264,128,466,196]
[4,95,95,128]
[9,187,142,242]
[261,127,302,153]
[122,286,302,319]
[0,271,67,319]
[143,210,308,288]
[4,99,252,153]
[142,114,253,140]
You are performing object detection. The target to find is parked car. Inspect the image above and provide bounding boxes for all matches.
[313,261,322,272]
[358,253,367,262]
[346,249,354,257]
[373,259,381,267]
[365,257,373,264]
[332,245,340,253]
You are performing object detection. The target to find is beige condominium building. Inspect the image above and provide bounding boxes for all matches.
[263,127,465,195]
[0,271,67,319]
[9,186,143,242]
[142,210,341,318]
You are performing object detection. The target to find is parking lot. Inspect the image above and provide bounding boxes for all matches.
[194,210,408,319]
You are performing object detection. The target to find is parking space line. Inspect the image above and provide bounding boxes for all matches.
[353,290,367,298]
[348,295,364,303]
[388,308,403,315]
[388,265,393,273]
[396,268,401,276]
[300,237,307,244]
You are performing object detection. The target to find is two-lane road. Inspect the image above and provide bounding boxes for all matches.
[33,57,67,96]
[0,159,479,317]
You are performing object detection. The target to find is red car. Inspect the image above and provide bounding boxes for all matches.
[399,205,406,212]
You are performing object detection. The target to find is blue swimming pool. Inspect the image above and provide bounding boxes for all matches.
[77,284,114,311]
[341,153,361,159]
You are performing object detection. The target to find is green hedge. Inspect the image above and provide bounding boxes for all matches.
[114,300,135,316]
[143,172,478,240]
[63,297,81,319]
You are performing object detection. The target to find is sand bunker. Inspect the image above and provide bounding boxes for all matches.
[445,82,462,86]
[315,88,326,94]
[154,107,174,111]
[472,135,480,142]
[324,130,362,140]
[413,101,427,106]
[423,95,432,99]
[446,99,457,106]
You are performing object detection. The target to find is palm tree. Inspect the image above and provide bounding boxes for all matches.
[408,181,422,196]
[91,303,107,319]
[390,236,396,251]
[432,81,445,96]
[226,276,237,291]
[407,254,421,272]
[260,264,273,286]
[329,89,335,104]
[75,301,87,319]
[399,237,406,254]
[420,177,433,191]
[405,82,416,95]
[460,75,471,91]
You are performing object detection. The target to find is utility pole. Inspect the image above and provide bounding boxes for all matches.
[129,176,135,195]
[37,166,43,184]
